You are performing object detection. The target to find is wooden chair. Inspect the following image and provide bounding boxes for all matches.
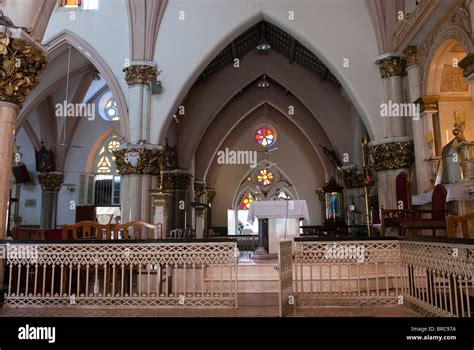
[61,221,111,240]
[112,221,163,240]
[380,172,411,235]
[447,212,474,238]
[399,184,447,236]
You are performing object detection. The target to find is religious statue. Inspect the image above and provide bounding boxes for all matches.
[35,141,55,173]
[435,112,465,184]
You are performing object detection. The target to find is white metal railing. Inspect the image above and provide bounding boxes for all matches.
[293,239,403,307]
[400,240,473,317]
[3,241,238,308]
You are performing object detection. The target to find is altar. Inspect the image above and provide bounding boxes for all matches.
[247,200,309,254]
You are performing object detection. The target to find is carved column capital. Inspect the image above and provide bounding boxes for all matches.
[0,32,47,107]
[404,46,419,68]
[375,55,407,78]
[194,181,207,199]
[206,188,216,203]
[113,143,164,175]
[339,165,366,189]
[369,137,415,172]
[37,172,64,192]
[158,170,193,191]
[315,188,325,202]
[123,63,158,86]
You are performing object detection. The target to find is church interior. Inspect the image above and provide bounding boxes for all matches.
[0,0,473,320]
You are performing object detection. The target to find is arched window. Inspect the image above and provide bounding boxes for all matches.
[94,134,121,206]
[99,91,120,122]
[256,168,273,186]
[239,191,255,210]
[255,127,276,147]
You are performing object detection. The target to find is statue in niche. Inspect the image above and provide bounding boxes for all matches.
[436,112,465,184]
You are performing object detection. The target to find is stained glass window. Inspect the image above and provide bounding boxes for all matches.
[239,192,255,210]
[99,91,120,122]
[255,128,275,147]
[95,136,121,174]
[256,169,273,186]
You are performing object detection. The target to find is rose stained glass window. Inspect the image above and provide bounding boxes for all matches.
[239,192,255,210]
[255,128,275,147]
[256,169,273,186]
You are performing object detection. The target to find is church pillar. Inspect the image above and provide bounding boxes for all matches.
[0,26,47,290]
[373,54,415,209]
[160,170,193,230]
[405,46,436,194]
[206,188,215,231]
[38,172,63,229]
[193,181,207,238]
[113,144,161,224]
[119,64,159,223]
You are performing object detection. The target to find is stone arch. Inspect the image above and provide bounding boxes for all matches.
[423,25,474,95]
[38,30,129,137]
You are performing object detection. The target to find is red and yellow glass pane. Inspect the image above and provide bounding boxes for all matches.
[255,128,274,147]
[256,169,273,186]
[239,192,255,209]
[61,0,81,8]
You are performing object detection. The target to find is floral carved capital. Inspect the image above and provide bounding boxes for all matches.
[404,46,419,68]
[113,145,164,175]
[123,64,158,85]
[0,35,46,107]
[339,166,366,189]
[37,172,63,192]
[370,141,415,172]
[376,56,407,79]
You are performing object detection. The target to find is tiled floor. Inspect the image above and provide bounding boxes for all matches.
[0,293,419,317]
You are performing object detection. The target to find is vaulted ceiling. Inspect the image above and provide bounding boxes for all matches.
[199,21,340,87]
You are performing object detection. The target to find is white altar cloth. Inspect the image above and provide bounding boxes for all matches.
[247,200,309,223]
[412,182,474,205]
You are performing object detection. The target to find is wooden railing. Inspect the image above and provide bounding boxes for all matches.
[2,239,238,308]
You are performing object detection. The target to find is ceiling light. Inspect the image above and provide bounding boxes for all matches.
[256,42,271,51]
[257,75,270,88]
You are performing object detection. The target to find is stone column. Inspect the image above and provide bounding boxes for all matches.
[37,172,64,229]
[193,181,207,238]
[0,28,46,289]
[113,143,162,223]
[0,103,17,236]
[373,54,414,209]
[206,188,215,230]
[0,31,46,237]
[119,63,159,223]
[162,170,192,230]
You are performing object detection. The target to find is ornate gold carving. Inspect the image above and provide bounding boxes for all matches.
[415,95,439,113]
[37,172,63,192]
[157,172,193,191]
[113,145,163,175]
[440,65,469,91]
[194,181,207,199]
[0,35,46,106]
[404,46,419,68]
[370,141,415,172]
[206,188,216,203]
[123,65,158,85]
[339,167,366,189]
[376,56,406,78]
